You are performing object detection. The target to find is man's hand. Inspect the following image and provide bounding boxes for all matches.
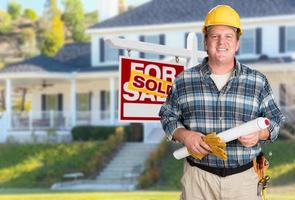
[173,128,212,156]
[238,129,270,147]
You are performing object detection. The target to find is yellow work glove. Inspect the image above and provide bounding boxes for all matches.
[188,132,227,160]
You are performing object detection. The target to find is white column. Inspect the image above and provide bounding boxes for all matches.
[29,110,33,129]
[71,78,77,127]
[186,32,199,68]
[5,79,12,130]
[110,77,115,124]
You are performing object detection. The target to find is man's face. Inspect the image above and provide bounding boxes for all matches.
[204,25,240,65]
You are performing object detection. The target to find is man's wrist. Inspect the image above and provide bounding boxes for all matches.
[259,129,270,140]
[173,128,189,144]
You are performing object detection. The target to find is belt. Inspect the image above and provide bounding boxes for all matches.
[186,158,253,177]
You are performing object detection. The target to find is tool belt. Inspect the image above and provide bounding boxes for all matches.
[186,158,253,177]
[254,152,270,199]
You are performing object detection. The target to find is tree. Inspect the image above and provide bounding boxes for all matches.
[62,0,86,42]
[38,0,64,56]
[7,2,22,20]
[23,8,38,21]
[39,16,65,56]
[0,11,12,34]
[43,0,61,20]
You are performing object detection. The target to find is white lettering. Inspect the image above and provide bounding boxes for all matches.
[123,82,139,101]
[163,66,176,82]
[145,64,161,78]
[131,62,144,73]
[139,92,156,101]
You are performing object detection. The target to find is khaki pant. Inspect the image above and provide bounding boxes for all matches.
[180,161,260,200]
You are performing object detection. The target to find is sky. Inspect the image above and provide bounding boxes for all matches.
[0,0,150,15]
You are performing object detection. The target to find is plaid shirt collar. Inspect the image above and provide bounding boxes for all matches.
[199,57,243,78]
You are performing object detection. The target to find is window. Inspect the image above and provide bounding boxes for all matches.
[105,42,119,62]
[45,95,58,111]
[99,38,120,63]
[100,91,110,111]
[77,93,90,111]
[239,29,255,54]
[143,35,160,59]
[196,33,204,51]
[140,34,165,59]
[286,26,295,52]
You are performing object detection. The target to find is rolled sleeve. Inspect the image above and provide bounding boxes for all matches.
[259,78,285,143]
[159,83,185,141]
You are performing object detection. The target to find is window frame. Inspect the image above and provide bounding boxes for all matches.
[239,29,256,55]
[286,26,295,52]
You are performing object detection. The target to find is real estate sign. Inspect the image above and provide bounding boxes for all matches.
[119,56,184,121]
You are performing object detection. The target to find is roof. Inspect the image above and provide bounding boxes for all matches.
[89,0,295,29]
[0,43,118,74]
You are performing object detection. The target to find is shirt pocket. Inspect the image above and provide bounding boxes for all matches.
[234,94,260,122]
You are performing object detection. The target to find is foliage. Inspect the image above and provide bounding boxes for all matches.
[138,140,168,188]
[0,131,124,188]
[13,99,32,112]
[125,123,143,141]
[23,8,38,21]
[138,141,295,191]
[7,2,22,20]
[39,16,65,56]
[0,11,12,34]
[71,125,123,141]
[62,0,86,42]
[43,0,61,20]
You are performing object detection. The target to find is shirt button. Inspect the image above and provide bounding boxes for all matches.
[219,117,223,121]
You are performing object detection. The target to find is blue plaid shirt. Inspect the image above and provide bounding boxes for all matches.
[159,57,285,168]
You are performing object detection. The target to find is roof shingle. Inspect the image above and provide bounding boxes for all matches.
[89,0,295,29]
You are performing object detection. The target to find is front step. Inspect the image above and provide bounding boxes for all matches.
[51,142,158,190]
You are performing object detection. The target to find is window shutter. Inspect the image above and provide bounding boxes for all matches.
[255,28,262,54]
[100,91,105,111]
[41,94,46,111]
[58,93,63,111]
[279,26,286,53]
[99,38,105,62]
[89,92,92,111]
[139,35,145,58]
[159,34,165,59]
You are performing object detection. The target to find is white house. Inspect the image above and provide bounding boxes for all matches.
[1,0,295,143]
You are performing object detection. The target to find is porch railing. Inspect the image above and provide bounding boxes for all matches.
[11,110,119,130]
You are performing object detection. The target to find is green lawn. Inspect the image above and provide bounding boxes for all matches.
[149,140,295,190]
[0,191,294,200]
[0,141,108,188]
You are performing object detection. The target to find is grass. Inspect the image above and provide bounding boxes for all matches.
[0,142,104,188]
[148,140,295,190]
[0,191,294,200]
[262,140,295,186]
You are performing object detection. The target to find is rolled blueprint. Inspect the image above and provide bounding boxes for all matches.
[173,117,270,160]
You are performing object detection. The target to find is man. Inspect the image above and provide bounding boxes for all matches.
[159,5,285,200]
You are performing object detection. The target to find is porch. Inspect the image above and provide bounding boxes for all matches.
[10,110,119,131]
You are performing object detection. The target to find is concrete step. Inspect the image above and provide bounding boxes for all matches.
[51,142,159,191]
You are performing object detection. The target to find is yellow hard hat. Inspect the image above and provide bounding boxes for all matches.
[202,5,243,36]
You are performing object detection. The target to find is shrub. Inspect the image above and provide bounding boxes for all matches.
[84,130,125,175]
[71,125,120,141]
[138,140,168,188]
[124,123,143,141]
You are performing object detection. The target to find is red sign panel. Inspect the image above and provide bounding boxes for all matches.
[119,56,184,121]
